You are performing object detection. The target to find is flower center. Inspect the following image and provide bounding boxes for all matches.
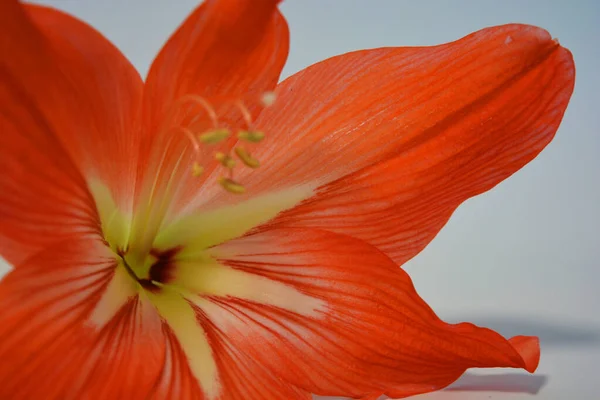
[87,178,319,398]
[118,246,180,293]
[88,177,315,296]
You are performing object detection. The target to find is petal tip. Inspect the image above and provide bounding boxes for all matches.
[509,335,541,373]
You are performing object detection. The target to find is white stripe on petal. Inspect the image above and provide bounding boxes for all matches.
[148,289,220,400]
[87,263,137,329]
[172,260,327,318]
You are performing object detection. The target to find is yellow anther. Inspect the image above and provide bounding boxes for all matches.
[238,130,265,143]
[215,152,236,169]
[191,162,204,177]
[199,128,231,144]
[218,177,246,194]
[261,91,276,107]
[234,146,260,169]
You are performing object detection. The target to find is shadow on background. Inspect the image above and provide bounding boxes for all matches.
[450,316,600,349]
[445,372,547,394]
[313,373,547,400]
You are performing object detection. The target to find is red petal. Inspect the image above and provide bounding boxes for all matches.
[0,237,168,399]
[0,3,143,264]
[509,335,541,372]
[197,314,313,400]
[133,0,289,232]
[195,25,573,265]
[144,286,311,400]
[143,0,288,126]
[200,228,541,399]
[151,322,310,400]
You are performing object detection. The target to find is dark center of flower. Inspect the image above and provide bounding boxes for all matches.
[118,247,181,292]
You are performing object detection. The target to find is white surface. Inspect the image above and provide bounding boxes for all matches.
[4,1,600,399]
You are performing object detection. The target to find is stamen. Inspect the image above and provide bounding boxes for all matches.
[199,128,231,144]
[191,162,204,177]
[168,126,205,177]
[215,152,236,169]
[233,100,253,129]
[238,130,265,143]
[261,91,276,107]
[218,177,246,194]
[174,95,219,128]
[170,126,201,153]
[234,146,260,169]
[169,93,274,195]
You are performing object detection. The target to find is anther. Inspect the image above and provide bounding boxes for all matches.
[238,130,265,143]
[191,162,204,177]
[218,177,246,194]
[234,146,260,169]
[215,152,236,169]
[199,128,231,144]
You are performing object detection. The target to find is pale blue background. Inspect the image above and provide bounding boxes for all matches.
[3,1,600,399]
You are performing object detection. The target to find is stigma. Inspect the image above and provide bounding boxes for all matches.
[167,91,276,195]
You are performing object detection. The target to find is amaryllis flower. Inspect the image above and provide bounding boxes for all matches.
[0,0,574,399]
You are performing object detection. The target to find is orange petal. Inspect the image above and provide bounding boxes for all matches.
[132,0,289,248]
[200,228,540,399]
[223,24,573,265]
[143,0,288,127]
[0,2,143,264]
[0,237,168,398]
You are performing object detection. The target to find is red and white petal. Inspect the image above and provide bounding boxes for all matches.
[264,27,575,265]
[0,237,167,399]
[132,0,289,246]
[0,2,143,265]
[145,287,311,400]
[199,313,313,400]
[179,25,573,265]
[25,5,144,205]
[192,228,540,399]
